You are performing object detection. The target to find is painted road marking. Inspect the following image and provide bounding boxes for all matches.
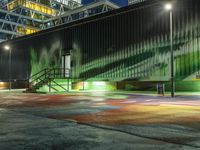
[145,99,156,102]
[121,101,137,104]
[159,101,200,106]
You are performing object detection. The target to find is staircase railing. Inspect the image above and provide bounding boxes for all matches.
[27,68,71,92]
[29,68,49,83]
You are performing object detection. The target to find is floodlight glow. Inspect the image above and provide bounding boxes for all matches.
[165,3,172,10]
[4,45,10,51]
[92,81,106,86]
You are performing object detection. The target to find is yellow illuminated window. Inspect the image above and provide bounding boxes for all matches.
[7,0,58,16]
[17,26,38,35]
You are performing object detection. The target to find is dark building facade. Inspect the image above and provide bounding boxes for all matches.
[1,0,200,91]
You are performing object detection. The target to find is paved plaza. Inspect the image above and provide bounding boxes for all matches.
[0,90,200,149]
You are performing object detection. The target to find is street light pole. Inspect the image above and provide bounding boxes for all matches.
[4,45,11,91]
[165,3,174,97]
[9,49,11,91]
[169,10,174,97]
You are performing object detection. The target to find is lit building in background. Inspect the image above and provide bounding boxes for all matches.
[82,0,128,7]
[128,0,146,5]
[0,0,119,42]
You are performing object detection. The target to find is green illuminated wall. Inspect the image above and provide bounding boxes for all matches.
[30,40,62,76]
[69,0,200,83]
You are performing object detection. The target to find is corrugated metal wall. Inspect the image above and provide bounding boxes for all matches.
[1,0,200,82]
[69,0,200,81]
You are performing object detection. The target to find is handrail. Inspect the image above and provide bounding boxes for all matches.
[29,68,71,83]
[27,67,71,92]
[51,80,68,91]
[31,69,51,83]
[30,68,48,81]
[48,68,71,79]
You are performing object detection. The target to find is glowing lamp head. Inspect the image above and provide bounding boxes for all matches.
[165,3,172,11]
[4,45,10,51]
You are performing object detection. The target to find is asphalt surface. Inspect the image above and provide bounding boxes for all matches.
[0,90,200,149]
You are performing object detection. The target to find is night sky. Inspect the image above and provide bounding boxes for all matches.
[81,0,128,7]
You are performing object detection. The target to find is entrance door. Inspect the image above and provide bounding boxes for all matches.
[62,54,71,77]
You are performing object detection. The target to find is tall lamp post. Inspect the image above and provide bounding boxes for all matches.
[165,3,174,97]
[4,45,11,91]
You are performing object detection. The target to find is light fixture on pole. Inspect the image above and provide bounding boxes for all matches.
[165,3,174,97]
[4,45,12,91]
[165,3,172,11]
[4,45,10,51]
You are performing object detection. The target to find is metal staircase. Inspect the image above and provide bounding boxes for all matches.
[26,68,71,93]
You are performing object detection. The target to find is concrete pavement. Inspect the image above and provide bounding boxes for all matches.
[0,91,200,149]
